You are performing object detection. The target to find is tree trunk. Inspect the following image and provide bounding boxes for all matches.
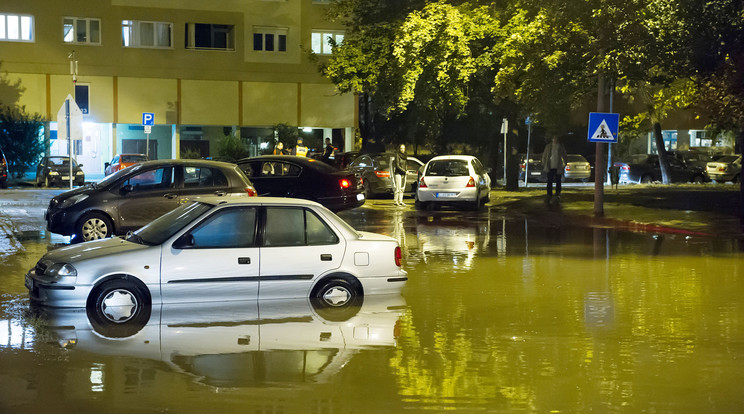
[653,122,672,184]
[738,124,744,233]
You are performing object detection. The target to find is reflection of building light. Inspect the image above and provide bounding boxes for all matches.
[302,127,313,132]
[90,363,105,392]
[259,142,269,149]
[0,319,34,349]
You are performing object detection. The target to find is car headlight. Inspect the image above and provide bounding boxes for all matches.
[48,171,59,176]
[47,263,78,279]
[59,194,89,208]
[76,171,84,175]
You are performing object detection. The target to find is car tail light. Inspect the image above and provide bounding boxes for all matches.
[245,186,257,196]
[718,166,726,172]
[466,177,476,187]
[374,170,390,178]
[520,163,525,170]
[565,165,571,171]
[621,165,629,171]
[339,178,351,189]
[419,177,427,188]
[394,246,402,267]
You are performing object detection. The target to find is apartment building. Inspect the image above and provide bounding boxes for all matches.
[0,0,355,176]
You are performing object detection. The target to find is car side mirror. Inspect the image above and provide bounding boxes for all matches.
[173,234,195,249]
[119,184,134,194]
[104,162,110,168]
[78,164,84,168]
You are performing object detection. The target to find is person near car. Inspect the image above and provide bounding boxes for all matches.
[291,138,309,157]
[321,138,334,164]
[273,141,287,155]
[541,135,567,203]
[393,144,408,206]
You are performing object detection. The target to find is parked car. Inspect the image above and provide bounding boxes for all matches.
[519,153,546,182]
[235,155,365,211]
[0,146,8,189]
[332,151,360,170]
[706,155,741,183]
[563,154,592,182]
[27,197,407,321]
[36,156,85,187]
[347,153,423,198]
[614,154,708,184]
[105,153,149,175]
[416,155,491,210]
[669,149,715,169]
[45,159,256,242]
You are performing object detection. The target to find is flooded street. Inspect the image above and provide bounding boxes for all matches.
[1,192,743,413]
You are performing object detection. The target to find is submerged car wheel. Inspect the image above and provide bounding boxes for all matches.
[692,174,704,184]
[313,277,361,308]
[87,279,151,338]
[640,175,653,184]
[77,212,113,242]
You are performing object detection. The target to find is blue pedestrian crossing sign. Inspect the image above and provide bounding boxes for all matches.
[142,112,155,126]
[587,112,619,143]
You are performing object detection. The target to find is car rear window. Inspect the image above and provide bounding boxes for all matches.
[425,160,469,177]
[716,155,739,163]
[567,155,587,162]
[121,155,148,163]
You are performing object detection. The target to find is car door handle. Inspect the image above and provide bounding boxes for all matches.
[320,254,332,261]
[214,191,226,196]
[238,257,251,265]
[164,193,178,199]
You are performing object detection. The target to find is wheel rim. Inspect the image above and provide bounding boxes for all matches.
[322,286,352,306]
[100,289,139,323]
[82,218,108,241]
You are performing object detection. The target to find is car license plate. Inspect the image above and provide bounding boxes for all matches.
[62,176,70,180]
[436,192,457,198]
[530,172,541,175]
[357,193,365,201]
[25,275,33,291]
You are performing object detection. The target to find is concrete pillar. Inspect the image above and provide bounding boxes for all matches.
[344,127,353,152]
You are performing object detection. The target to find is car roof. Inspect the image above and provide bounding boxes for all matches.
[427,155,477,162]
[238,155,326,166]
[196,196,328,209]
[134,159,238,169]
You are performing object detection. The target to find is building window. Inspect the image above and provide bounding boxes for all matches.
[311,30,344,55]
[312,0,331,4]
[63,17,101,45]
[185,23,234,51]
[122,20,172,48]
[253,27,287,52]
[0,13,34,42]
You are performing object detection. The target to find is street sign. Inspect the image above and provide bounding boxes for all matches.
[144,125,152,134]
[587,112,619,143]
[56,95,83,141]
[142,112,155,126]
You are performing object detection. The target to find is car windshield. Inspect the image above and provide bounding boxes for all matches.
[131,201,212,245]
[372,155,393,169]
[425,160,470,177]
[48,157,77,166]
[96,163,148,187]
[121,154,148,163]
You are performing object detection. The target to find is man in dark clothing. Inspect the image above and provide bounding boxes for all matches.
[321,138,334,164]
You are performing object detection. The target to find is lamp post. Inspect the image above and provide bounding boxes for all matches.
[67,51,78,189]
[524,116,533,187]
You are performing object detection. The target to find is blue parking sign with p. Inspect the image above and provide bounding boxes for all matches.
[587,112,619,143]
[142,112,155,126]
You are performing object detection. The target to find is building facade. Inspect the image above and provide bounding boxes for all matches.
[0,0,355,177]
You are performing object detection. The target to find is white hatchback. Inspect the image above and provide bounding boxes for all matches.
[416,155,492,210]
[26,197,407,324]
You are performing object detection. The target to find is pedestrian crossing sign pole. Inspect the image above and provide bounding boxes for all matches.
[587,112,619,143]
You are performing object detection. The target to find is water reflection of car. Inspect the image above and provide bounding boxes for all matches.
[416,155,491,210]
[35,156,85,187]
[706,155,741,183]
[104,153,149,175]
[414,213,491,269]
[29,197,407,320]
[0,146,8,189]
[346,153,423,198]
[563,154,592,182]
[613,154,708,184]
[36,295,405,387]
[235,155,365,212]
[45,159,256,242]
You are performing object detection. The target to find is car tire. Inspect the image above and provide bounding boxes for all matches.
[312,277,362,308]
[692,175,704,184]
[77,212,113,242]
[640,175,653,184]
[310,294,363,322]
[87,278,151,338]
[44,175,50,188]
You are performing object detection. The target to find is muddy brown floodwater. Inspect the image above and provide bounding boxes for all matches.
[1,198,743,413]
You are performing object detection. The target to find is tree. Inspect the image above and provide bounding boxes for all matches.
[0,105,47,178]
[217,132,250,162]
